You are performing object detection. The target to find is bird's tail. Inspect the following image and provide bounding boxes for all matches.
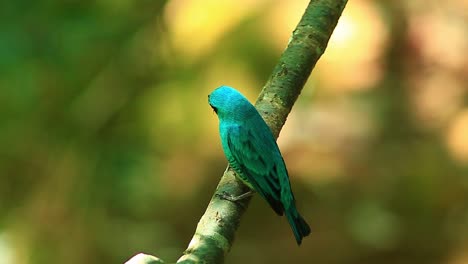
[285,207,311,245]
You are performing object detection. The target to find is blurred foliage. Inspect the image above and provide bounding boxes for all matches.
[1,0,468,263]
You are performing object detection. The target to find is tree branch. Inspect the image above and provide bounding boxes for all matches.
[126,0,347,263]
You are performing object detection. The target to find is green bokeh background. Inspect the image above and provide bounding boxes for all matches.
[1,1,467,263]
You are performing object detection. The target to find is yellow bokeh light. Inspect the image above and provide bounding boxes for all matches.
[446,109,468,164]
[164,0,267,60]
[316,0,388,92]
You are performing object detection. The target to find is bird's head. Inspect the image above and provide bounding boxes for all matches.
[208,86,253,120]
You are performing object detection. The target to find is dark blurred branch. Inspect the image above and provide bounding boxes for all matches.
[126,0,347,263]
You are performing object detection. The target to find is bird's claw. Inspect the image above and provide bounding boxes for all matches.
[216,191,254,203]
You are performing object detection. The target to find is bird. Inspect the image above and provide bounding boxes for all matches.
[208,85,311,245]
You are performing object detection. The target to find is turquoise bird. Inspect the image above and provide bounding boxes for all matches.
[208,85,311,245]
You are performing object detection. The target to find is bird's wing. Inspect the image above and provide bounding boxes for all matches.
[226,124,284,215]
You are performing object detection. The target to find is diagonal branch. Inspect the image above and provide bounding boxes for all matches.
[126,0,347,263]
[256,0,347,137]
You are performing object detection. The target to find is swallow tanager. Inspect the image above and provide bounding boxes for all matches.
[208,85,311,245]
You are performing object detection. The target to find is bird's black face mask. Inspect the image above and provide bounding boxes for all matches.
[208,95,218,114]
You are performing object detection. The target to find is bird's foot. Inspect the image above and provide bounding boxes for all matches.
[216,191,254,202]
